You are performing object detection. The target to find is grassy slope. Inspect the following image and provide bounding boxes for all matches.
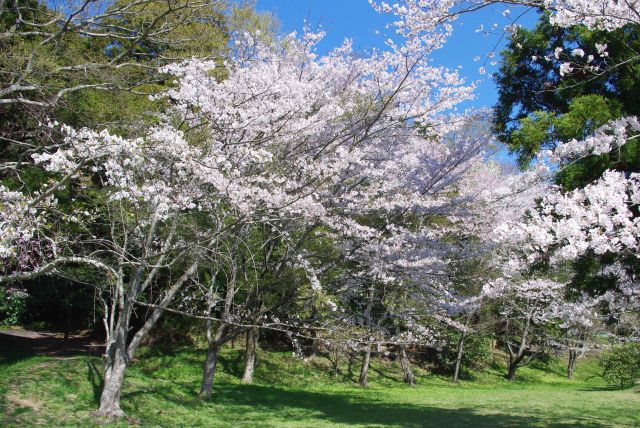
[1,345,638,427]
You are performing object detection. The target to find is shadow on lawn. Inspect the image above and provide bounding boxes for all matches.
[86,359,104,403]
[223,383,605,427]
[123,379,603,427]
[578,385,631,392]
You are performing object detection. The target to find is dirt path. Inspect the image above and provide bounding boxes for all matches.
[0,328,103,357]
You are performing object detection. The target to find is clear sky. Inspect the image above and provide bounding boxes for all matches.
[256,0,540,111]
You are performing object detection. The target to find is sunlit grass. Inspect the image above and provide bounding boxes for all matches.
[1,345,638,427]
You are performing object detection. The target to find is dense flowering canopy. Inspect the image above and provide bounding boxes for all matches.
[371,0,640,33]
[496,169,640,262]
[3,0,640,418]
[546,0,640,30]
[366,1,640,337]
[2,0,638,356]
[0,22,524,328]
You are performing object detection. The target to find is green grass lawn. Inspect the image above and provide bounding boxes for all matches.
[1,344,638,427]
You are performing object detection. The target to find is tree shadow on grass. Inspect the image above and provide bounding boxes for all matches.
[578,385,630,392]
[137,348,245,380]
[311,352,402,384]
[219,383,614,427]
[250,356,293,384]
[217,349,245,378]
[120,379,207,415]
[121,380,603,427]
[86,359,103,404]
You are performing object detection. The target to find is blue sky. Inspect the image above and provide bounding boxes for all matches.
[256,0,540,110]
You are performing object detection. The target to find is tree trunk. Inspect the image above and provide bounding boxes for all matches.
[506,315,530,381]
[241,327,257,384]
[453,330,466,383]
[398,345,415,385]
[95,324,129,418]
[95,271,140,419]
[199,341,221,399]
[359,343,372,387]
[200,244,240,399]
[506,359,518,380]
[309,327,319,359]
[97,261,197,416]
[308,305,319,359]
[333,345,340,377]
[567,349,577,379]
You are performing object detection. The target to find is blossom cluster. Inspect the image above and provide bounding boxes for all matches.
[546,0,640,31]
[552,116,640,161]
[0,185,54,269]
[496,170,640,261]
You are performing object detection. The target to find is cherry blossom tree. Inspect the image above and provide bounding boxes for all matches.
[160,26,537,396]
[0,18,510,413]
[376,0,640,336]
[0,122,245,417]
[5,0,634,417]
[482,278,565,379]
[546,294,600,378]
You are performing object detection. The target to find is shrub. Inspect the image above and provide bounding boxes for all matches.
[0,287,29,327]
[598,343,640,389]
[436,332,493,374]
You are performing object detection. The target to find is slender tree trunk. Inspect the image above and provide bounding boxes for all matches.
[98,262,197,416]
[199,321,226,399]
[506,316,530,381]
[506,348,526,380]
[506,360,518,380]
[359,343,372,387]
[96,215,161,417]
[567,349,577,379]
[96,320,129,418]
[359,285,375,388]
[309,328,319,359]
[333,345,340,377]
[398,345,415,385]
[241,327,257,383]
[200,340,221,399]
[95,273,138,419]
[453,330,466,383]
[308,304,319,358]
[200,239,240,399]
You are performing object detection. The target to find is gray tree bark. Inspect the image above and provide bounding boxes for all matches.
[200,341,221,399]
[506,361,518,380]
[96,314,131,418]
[567,349,577,379]
[241,327,257,383]
[359,343,372,387]
[199,321,226,399]
[453,330,466,383]
[398,345,415,385]
[506,316,531,380]
[96,224,196,417]
[96,352,128,418]
[127,261,199,360]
